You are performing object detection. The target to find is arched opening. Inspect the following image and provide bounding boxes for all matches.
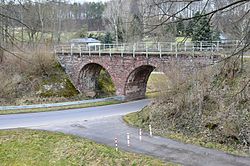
[125,65,156,100]
[78,63,116,97]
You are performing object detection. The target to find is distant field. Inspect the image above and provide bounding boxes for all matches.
[146,72,170,95]
[14,31,78,43]
[175,37,192,43]
[0,129,171,166]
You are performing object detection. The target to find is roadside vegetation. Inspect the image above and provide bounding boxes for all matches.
[0,48,116,106]
[0,49,76,106]
[0,129,174,166]
[125,58,250,156]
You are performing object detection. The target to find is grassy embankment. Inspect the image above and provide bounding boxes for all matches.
[0,49,120,115]
[0,129,177,166]
[124,58,250,157]
[124,109,249,157]
[0,47,117,107]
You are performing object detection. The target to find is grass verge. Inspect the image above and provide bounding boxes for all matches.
[123,112,249,157]
[0,129,174,166]
[0,100,121,115]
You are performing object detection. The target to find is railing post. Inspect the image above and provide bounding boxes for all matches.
[217,41,219,52]
[62,46,64,56]
[109,44,112,57]
[146,43,148,58]
[159,43,162,58]
[200,41,202,52]
[192,43,195,57]
[54,46,57,56]
[184,42,187,52]
[70,44,73,56]
[175,42,178,58]
[121,44,124,57]
[79,45,81,57]
[133,43,136,58]
[99,45,101,57]
[170,43,173,52]
[211,43,214,53]
[88,45,91,56]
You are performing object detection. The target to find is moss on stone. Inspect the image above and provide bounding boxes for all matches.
[38,64,79,98]
[97,69,116,97]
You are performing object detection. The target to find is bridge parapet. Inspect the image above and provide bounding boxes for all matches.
[55,40,242,58]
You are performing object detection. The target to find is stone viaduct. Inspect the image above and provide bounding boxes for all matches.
[55,42,222,100]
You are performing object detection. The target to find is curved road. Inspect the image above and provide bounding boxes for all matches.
[0,99,148,129]
[0,99,250,166]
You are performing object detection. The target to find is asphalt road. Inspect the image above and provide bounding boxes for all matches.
[1,99,250,166]
[0,99,149,129]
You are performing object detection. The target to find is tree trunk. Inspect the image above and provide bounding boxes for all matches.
[0,48,4,63]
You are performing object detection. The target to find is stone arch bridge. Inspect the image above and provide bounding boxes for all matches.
[55,41,236,100]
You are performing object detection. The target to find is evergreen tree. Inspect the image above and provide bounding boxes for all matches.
[212,30,221,41]
[103,32,113,44]
[191,12,212,41]
[176,16,185,36]
[164,23,177,40]
[186,20,194,37]
[79,25,88,38]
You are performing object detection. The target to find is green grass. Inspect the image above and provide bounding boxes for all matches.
[14,31,77,43]
[146,73,170,98]
[147,73,169,93]
[0,129,173,166]
[123,112,249,157]
[175,37,192,43]
[146,91,161,98]
[0,100,122,115]
[123,111,150,129]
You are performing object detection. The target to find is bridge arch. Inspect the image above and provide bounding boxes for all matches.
[78,63,116,97]
[124,65,156,100]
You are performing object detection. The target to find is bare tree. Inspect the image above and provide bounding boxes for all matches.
[104,0,127,44]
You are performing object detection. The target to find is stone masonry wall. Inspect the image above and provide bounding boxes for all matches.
[57,52,217,100]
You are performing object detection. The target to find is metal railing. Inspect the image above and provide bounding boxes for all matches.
[55,40,244,57]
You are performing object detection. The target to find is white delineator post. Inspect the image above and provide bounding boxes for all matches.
[115,137,118,151]
[139,129,142,141]
[127,133,130,147]
[149,124,152,137]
